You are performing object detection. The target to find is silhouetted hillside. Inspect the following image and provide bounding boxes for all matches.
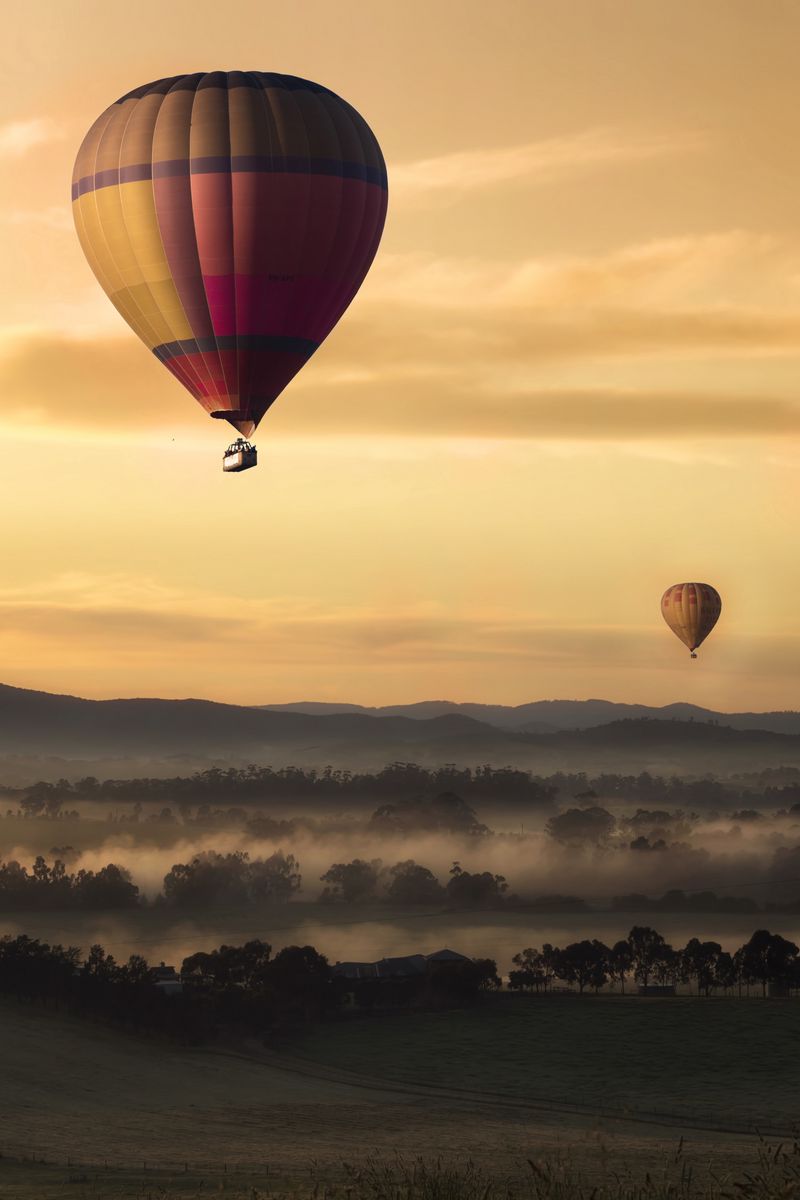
[262,698,800,736]
[0,683,519,761]
[3,683,800,780]
[545,717,791,747]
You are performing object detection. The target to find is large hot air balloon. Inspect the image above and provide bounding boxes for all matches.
[661,582,721,658]
[72,72,387,471]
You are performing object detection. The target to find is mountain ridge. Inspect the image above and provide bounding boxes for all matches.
[1,683,800,780]
[260,697,800,735]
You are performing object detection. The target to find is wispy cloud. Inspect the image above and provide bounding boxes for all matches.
[364,233,785,312]
[1,573,799,706]
[391,127,703,201]
[5,230,800,442]
[4,327,800,442]
[0,117,61,158]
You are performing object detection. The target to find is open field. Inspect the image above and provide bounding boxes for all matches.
[295,993,800,1134]
[2,904,799,974]
[1,997,797,1198]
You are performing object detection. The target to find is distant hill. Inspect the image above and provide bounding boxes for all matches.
[0,682,519,763]
[261,698,800,736]
[2,682,800,781]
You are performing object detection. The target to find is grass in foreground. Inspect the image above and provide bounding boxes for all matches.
[2,1140,800,1200]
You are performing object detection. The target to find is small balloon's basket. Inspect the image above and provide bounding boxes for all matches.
[223,438,257,473]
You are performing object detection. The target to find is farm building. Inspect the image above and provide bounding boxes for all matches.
[333,948,471,981]
[151,963,183,995]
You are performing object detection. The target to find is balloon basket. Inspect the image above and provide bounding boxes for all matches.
[223,438,257,473]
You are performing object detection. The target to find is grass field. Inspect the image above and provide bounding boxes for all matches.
[2,995,798,1198]
[294,993,800,1133]
[1,993,796,1190]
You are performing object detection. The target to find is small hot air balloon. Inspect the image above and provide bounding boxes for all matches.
[661,582,721,658]
[71,72,387,471]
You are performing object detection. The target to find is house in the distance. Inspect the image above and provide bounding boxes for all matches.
[151,963,183,995]
[333,948,471,981]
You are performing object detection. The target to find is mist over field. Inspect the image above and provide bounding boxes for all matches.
[3,775,800,971]
[4,812,800,902]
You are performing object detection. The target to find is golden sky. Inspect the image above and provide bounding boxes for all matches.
[1,0,800,709]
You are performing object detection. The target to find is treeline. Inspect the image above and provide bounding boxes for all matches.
[11,763,554,811]
[0,934,498,1043]
[509,926,800,996]
[162,854,511,909]
[0,851,511,912]
[1,924,797,1051]
[2,850,799,914]
[12,763,800,814]
[0,857,138,911]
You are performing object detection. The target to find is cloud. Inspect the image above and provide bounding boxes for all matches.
[1,573,800,688]
[391,127,702,202]
[0,117,61,158]
[5,230,800,442]
[3,328,800,443]
[363,233,787,312]
[0,333,192,432]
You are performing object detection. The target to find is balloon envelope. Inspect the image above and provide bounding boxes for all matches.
[661,582,721,653]
[72,72,387,436]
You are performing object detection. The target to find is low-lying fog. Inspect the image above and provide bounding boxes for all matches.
[2,803,799,902]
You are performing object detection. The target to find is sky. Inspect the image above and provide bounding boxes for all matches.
[1,0,800,709]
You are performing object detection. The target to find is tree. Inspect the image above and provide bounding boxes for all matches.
[247,851,301,901]
[183,939,272,988]
[545,807,616,844]
[384,861,444,906]
[627,926,670,989]
[509,947,546,992]
[608,940,632,993]
[83,943,118,981]
[681,938,722,996]
[163,851,250,907]
[162,850,300,907]
[553,940,609,994]
[266,945,332,1020]
[74,864,139,910]
[653,944,680,987]
[319,859,382,903]
[713,950,737,994]
[737,930,799,996]
[370,792,488,837]
[445,863,509,909]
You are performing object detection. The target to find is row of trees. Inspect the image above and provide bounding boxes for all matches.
[0,857,138,911]
[12,764,800,816]
[509,927,800,996]
[162,850,301,906]
[544,802,800,846]
[1,851,798,915]
[0,851,512,912]
[319,859,510,908]
[0,933,498,1042]
[11,763,555,810]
